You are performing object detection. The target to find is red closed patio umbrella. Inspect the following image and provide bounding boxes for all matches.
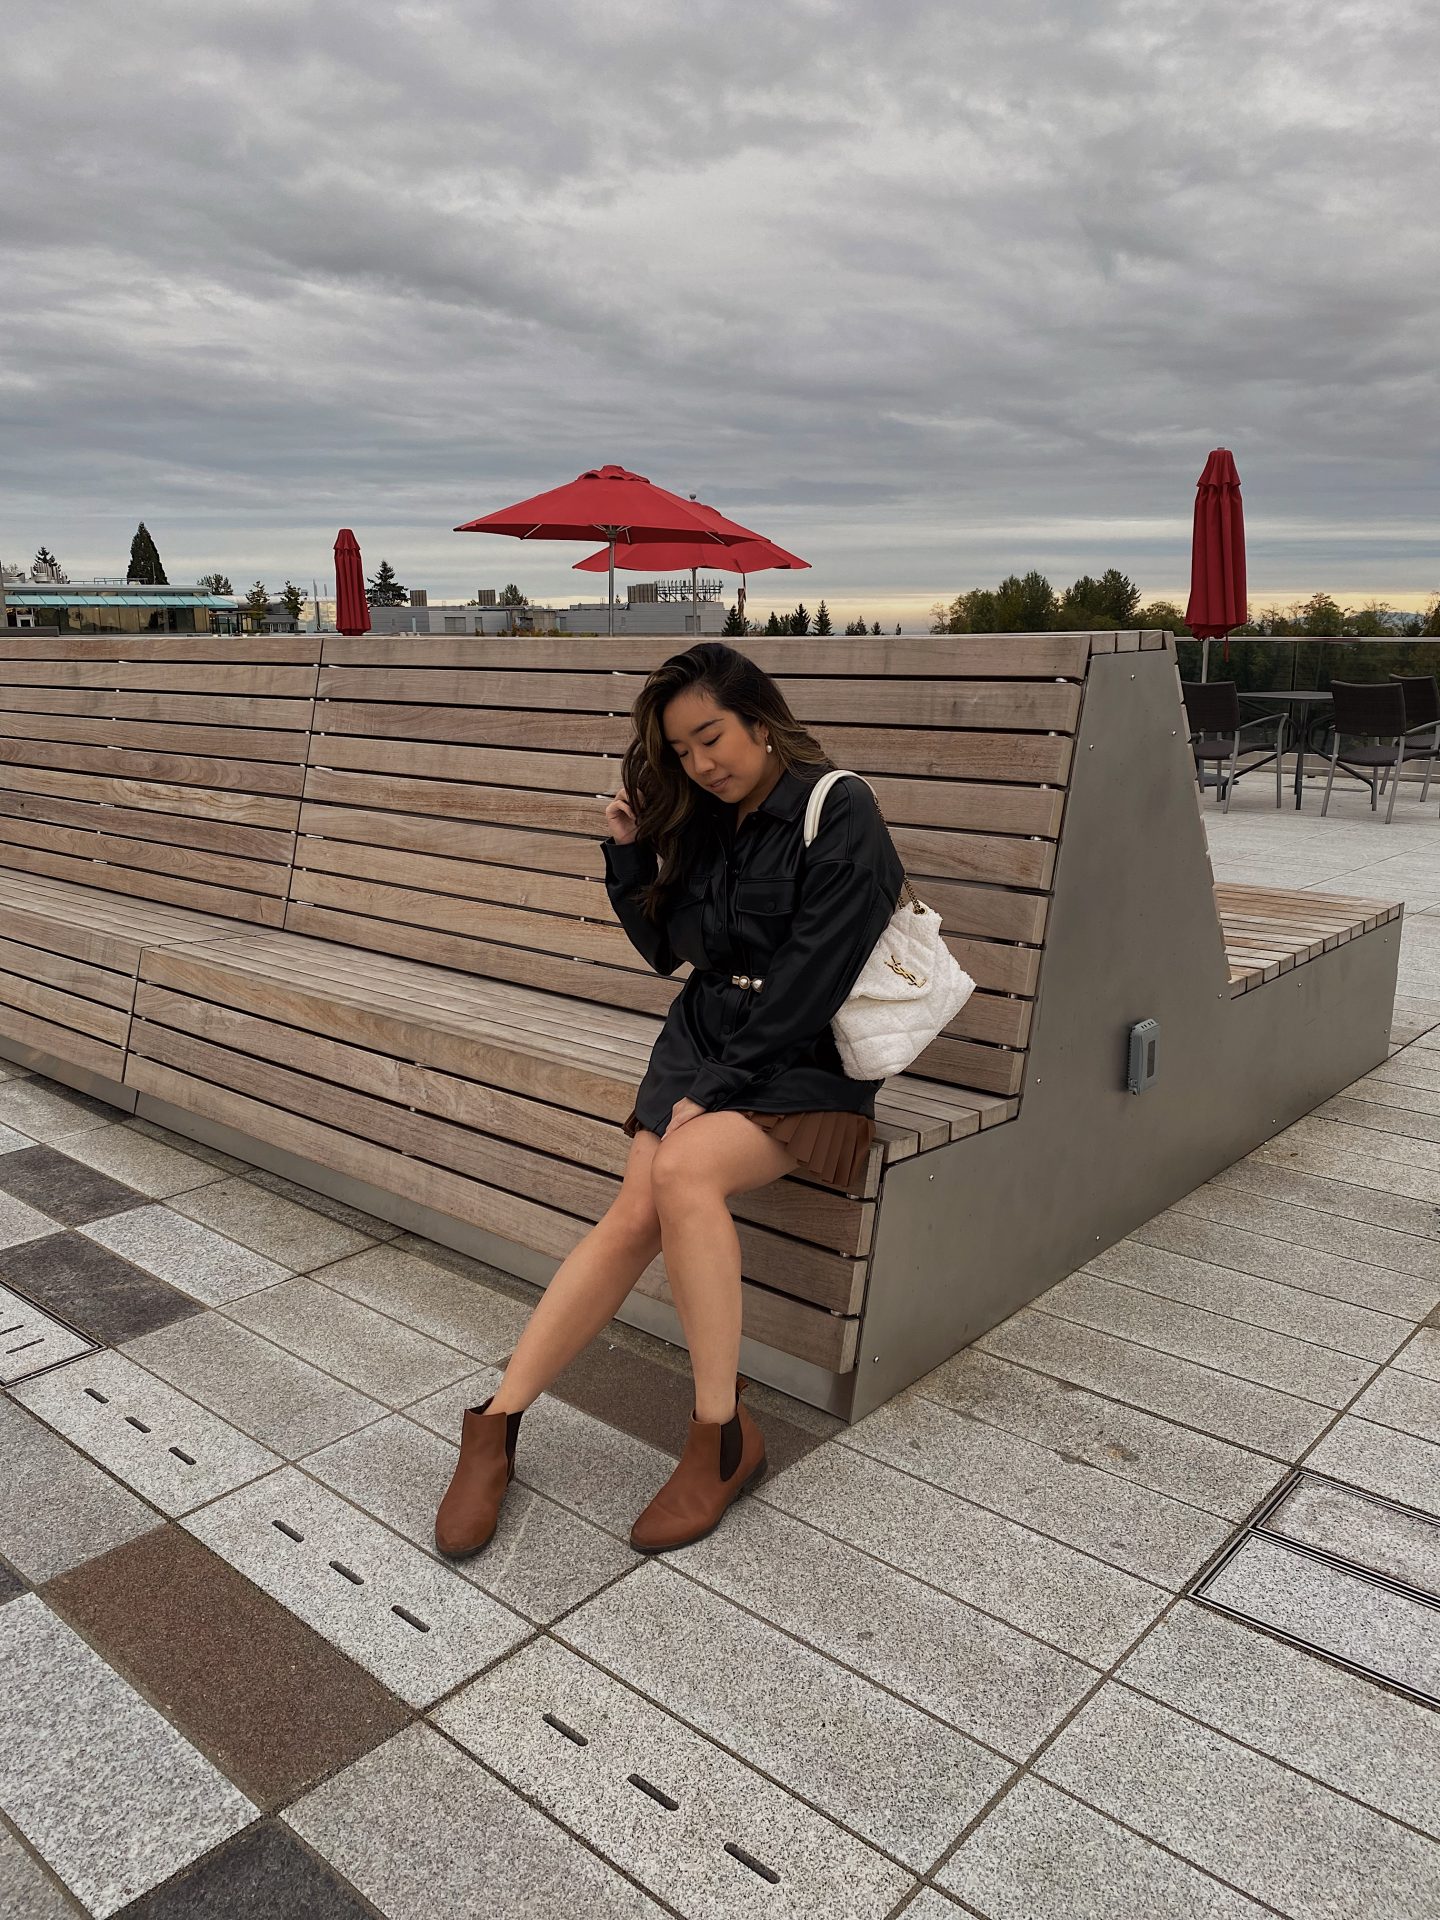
[573,532,809,630]
[334,529,371,638]
[1185,449,1247,681]
[455,465,761,635]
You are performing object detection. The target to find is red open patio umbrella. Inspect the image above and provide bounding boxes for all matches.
[455,464,761,635]
[334,529,371,638]
[573,532,809,630]
[1185,449,1247,681]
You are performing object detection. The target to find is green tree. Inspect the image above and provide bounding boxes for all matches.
[1299,593,1344,636]
[33,545,61,575]
[764,609,785,635]
[1135,599,1189,634]
[722,602,746,635]
[242,581,271,627]
[789,603,811,635]
[993,571,1057,631]
[895,622,902,634]
[845,616,868,635]
[499,582,528,606]
[871,621,882,635]
[127,522,168,585]
[198,572,233,594]
[1060,568,1140,627]
[366,560,407,606]
[1423,594,1440,638]
[813,600,833,636]
[1346,601,1393,637]
[280,581,307,622]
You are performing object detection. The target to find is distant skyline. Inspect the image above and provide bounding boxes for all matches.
[3,1,1436,625]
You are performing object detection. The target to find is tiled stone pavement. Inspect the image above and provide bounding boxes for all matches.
[2,798,1439,1917]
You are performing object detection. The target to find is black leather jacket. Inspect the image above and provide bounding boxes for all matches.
[602,763,905,1136]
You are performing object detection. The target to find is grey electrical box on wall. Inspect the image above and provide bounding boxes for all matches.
[1128,1019,1159,1093]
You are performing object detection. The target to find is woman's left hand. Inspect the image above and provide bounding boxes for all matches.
[667,1097,706,1132]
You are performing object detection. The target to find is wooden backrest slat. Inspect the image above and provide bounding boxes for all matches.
[0,635,320,922]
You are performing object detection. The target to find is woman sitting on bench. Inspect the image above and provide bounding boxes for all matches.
[435,642,903,1559]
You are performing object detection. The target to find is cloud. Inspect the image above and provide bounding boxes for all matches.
[2,0,1436,611]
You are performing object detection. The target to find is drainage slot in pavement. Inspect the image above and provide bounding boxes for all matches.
[1191,1468,1440,1709]
[5,1337,43,1357]
[272,1519,305,1543]
[125,1415,152,1433]
[627,1773,679,1811]
[391,1604,430,1634]
[169,1446,197,1466]
[85,1388,109,1403]
[724,1842,781,1884]
[330,1560,364,1586]
[543,1713,588,1747]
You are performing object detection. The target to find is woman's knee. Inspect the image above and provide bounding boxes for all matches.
[649,1137,721,1214]
[605,1189,663,1253]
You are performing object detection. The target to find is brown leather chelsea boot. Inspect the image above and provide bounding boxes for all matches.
[435,1394,523,1557]
[630,1375,766,1554]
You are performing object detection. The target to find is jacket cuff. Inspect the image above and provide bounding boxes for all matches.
[686,1061,747,1111]
[602,837,657,889]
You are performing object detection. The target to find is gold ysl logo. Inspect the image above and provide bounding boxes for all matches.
[885,954,925,987]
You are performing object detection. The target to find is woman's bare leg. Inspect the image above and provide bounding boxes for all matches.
[486,1132,664,1414]
[649,1113,799,1423]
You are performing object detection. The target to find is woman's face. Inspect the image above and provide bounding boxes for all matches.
[662,687,771,802]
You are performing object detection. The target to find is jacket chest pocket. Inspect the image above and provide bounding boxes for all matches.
[735,877,799,916]
[732,878,800,959]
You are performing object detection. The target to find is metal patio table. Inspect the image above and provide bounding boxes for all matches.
[1241,689,1333,809]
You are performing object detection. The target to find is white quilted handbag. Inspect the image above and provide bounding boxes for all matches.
[804,770,976,1081]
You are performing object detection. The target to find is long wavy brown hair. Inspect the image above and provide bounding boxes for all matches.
[621,643,831,919]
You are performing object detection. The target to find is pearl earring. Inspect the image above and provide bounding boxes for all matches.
[765,742,773,754]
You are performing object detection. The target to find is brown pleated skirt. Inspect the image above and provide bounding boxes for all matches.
[622,1107,874,1193]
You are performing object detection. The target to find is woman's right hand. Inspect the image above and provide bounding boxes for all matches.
[605,786,638,845]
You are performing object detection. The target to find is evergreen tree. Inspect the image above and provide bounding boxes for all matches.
[871,621,882,635]
[366,560,408,606]
[722,602,747,636]
[498,582,528,606]
[895,622,902,634]
[242,581,271,627]
[764,609,784,636]
[280,581,307,622]
[127,522,168,585]
[33,545,62,576]
[198,572,233,594]
[1423,594,1440,638]
[814,600,833,636]
[789,603,811,635]
[994,571,1056,631]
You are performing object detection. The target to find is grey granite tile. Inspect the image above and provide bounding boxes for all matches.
[979,1308,1333,1457]
[0,1123,37,1152]
[841,1390,1231,1588]
[1396,1327,1440,1378]
[123,1115,248,1173]
[184,1466,527,1705]
[1037,1682,1439,1919]
[1211,1155,1440,1242]
[439,1636,915,1919]
[310,1241,531,1360]
[12,1350,281,1516]
[0,1145,143,1227]
[0,1060,31,1081]
[224,1277,475,1406]
[50,1122,228,1199]
[561,1559,1014,1871]
[0,1826,84,1918]
[0,1555,25,1605]
[0,1232,203,1344]
[286,1722,666,1919]
[1119,1601,1440,1839]
[303,1412,633,1625]
[1269,1474,1440,1596]
[0,1280,94,1384]
[1324,1090,1440,1145]
[115,1820,376,1920]
[1034,1269,1374,1405]
[122,1311,387,1457]
[0,1079,115,1143]
[81,1204,291,1306]
[899,1894,969,1919]
[243,1166,405,1237]
[915,1347,1282,1521]
[172,1177,376,1273]
[1136,1203,1440,1318]
[406,1368,678,1538]
[938,1774,1269,1918]
[1084,1238,1411,1360]
[1203,1536,1440,1700]
[0,1395,161,1581]
[0,1190,60,1251]
[761,1440,1168,1666]
[0,1594,255,1917]
[1304,1415,1440,1517]
[1253,1120,1440,1205]
[1169,1178,1440,1297]
[1352,1365,1440,1444]
[657,1490,1096,1759]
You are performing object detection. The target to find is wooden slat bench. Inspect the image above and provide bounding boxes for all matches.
[0,628,1402,1420]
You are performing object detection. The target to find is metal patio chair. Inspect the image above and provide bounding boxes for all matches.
[1378,673,1440,806]
[1320,681,1408,824]
[1180,680,1287,812]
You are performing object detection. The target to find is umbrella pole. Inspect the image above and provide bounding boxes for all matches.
[1201,637,1210,683]
[608,539,615,637]
[691,565,698,633]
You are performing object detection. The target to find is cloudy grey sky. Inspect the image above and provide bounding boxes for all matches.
[4,0,1437,622]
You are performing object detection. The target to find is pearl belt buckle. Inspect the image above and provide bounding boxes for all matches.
[730,974,764,992]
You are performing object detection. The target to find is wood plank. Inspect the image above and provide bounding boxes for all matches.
[0,739,305,798]
[0,844,288,925]
[0,789,295,863]
[0,935,133,1008]
[0,968,129,1045]
[319,632,1095,678]
[0,711,309,762]
[0,817,290,895]
[0,687,316,728]
[0,764,302,830]
[0,635,322,664]
[0,999,126,1079]
[0,662,319,695]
